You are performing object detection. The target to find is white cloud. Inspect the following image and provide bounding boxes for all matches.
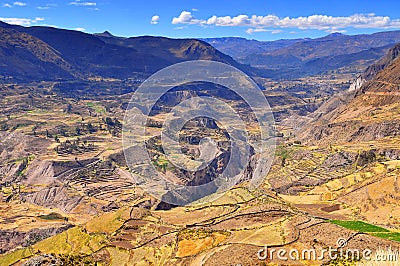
[151,15,160,25]
[192,8,198,12]
[37,4,57,10]
[326,29,348,34]
[3,2,27,7]
[172,11,205,25]
[69,1,96,6]
[74,27,86,31]
[0,17,44,26]
[13,1,26,6]
[172,11,400,33]
[272,29,283,34]
[174,26,187,30]
[246,28,283,34]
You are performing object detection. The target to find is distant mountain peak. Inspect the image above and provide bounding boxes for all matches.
[94,31,114,38]
[325,32,347,38]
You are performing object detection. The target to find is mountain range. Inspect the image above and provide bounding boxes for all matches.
[201,37,304,59]
[203,31,400,78]
[4,20,400,82]
[0,21,254,82]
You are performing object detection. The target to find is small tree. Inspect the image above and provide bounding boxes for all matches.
[276,146,291,167]
[105,117,114,127]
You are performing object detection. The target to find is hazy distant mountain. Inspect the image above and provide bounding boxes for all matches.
[0,21,255,82]
[203,31,400,78]
[200,37,304,59]
[261,31,400,61]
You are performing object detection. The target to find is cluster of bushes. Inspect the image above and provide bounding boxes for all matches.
[54,138,97,155]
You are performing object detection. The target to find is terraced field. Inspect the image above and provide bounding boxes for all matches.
[2,94,400,265]
[2,53,400,265]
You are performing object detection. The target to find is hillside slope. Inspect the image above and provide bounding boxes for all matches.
[0,27,73,81]
[299,43,400,145]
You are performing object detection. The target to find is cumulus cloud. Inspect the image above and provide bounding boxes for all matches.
[3,3,12,7]
[172,11,205,25]
[69,1,96,6]
[151,15,160,25]
[0,17,44,26]
[172,11,400,33]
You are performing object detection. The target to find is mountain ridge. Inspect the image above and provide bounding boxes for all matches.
[0,21,256,82]
[203,30,400,78]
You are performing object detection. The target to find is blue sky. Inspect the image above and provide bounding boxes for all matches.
[1,0,400,40]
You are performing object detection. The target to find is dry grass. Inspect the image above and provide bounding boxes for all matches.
[85,208,131,233]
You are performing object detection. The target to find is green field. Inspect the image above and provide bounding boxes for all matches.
[329,220,400,243]
[371,232,400,242]
[38,212,65,221]
[329,220,389,233]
